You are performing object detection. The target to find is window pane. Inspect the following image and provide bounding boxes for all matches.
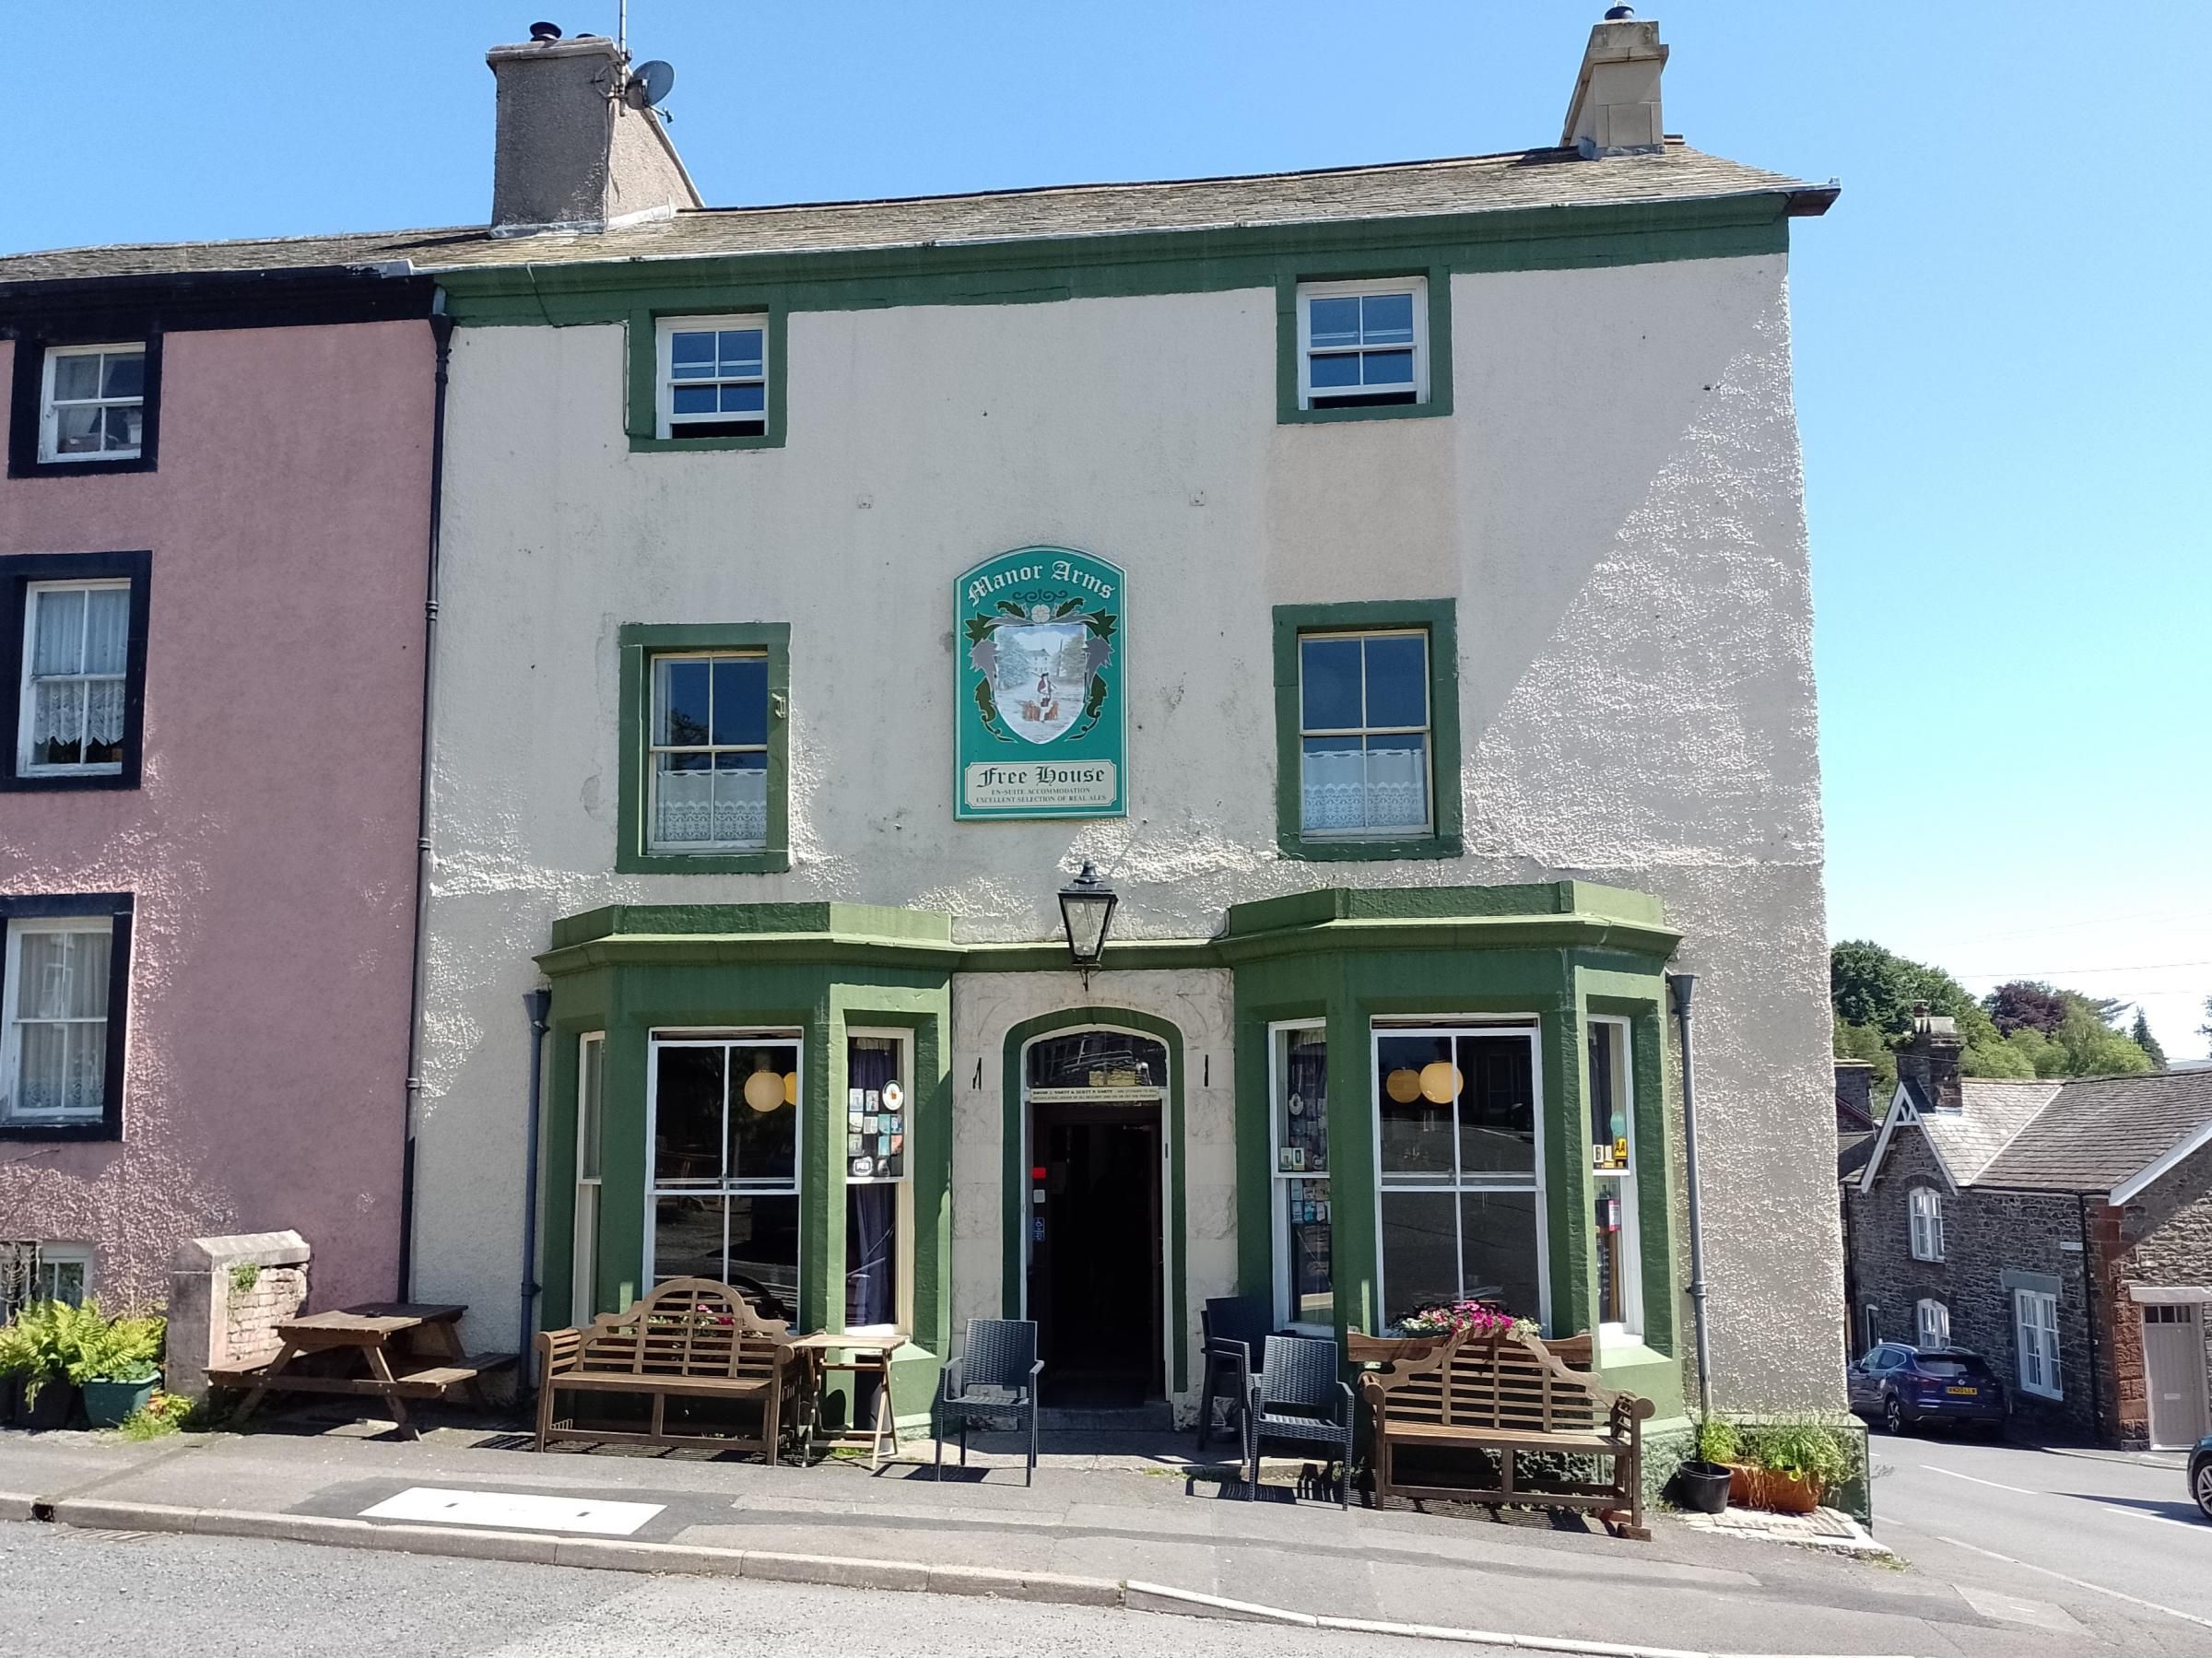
[653,753,715,846]
[670,332,716,370]
[1307,352,1361,389]
[1299,636,1363,730]
[1594,1179,1627,1324]
[1461,1190,1541,1320]
[52,356,101,401]
[65,932,111,1019]
[711,656,768,747]
[654,658,712,747]
[1362,736,1428,831]
[1589,1023,1625,1158]
[671,384,717,413]
[53,407,103,453]
[83,587,130,675]
[1361,349,1415,386]
[1457,1034,1535,1177]
[101,353,145,399]
[104,407,144,451]
[1300,736,1362,833]
[1308,297,1360,349]
[727,1194,799,1322]
[1382,1190,1458,1320]
[653,1044,724,1183]
[728,1044,797,1184]
[1276,1028,1328,1175]
[712,752,769,847]
[719,382,766,415]
[653,1194,724,1282]
[30,590,85,676]
[1360,292,1416,345]
[718,330,763,373]
[1362,634,1428,728]
[1284,1176,1333,1325]
[579,1039,604,1182]
[1377,1033,1455,1175]
[846,1181,897,1325]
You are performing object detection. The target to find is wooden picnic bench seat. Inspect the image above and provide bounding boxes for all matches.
[533,1277,801,1458]
[1359,1326,1654,1538]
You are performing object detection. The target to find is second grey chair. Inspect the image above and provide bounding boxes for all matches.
[1245,1334,1355,1507]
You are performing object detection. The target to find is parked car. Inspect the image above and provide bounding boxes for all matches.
[1847,1342,2006,1436]
[2191,1434,2212,1523]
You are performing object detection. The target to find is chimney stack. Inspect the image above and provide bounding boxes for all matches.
[1896,1003,1965,1113]
[487,27,701,236]
[1561,9,1668,158]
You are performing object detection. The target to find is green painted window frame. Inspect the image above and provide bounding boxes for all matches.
[625,302,790,453]
[1276,265,1453,426]
[1271,599,1462,862]
[616,621,792,874]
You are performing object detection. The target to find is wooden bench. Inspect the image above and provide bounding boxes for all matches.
[533,1278,800,1458]
[1359,1327,1653,1538]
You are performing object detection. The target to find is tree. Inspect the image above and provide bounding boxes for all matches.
[1830,941,1984,1038]
[2053,999,2151,1076]
[2199,995,2212,1049]
[2130,1009,2167,1070]
[1985,981,2065,1037]
[1832,1017,1896,1096]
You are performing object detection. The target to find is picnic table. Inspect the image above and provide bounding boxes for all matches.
[210,1302,514,1440]
[787,1331,903,1470]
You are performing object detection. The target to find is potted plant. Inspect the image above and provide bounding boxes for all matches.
[2,1300,82,1429]
[1672,1417,1737,1514]
[67,1304,165,1429]
[1725,1420,1854,1514]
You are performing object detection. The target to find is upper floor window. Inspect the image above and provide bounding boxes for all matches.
[649,651,770,854]
[0,553,148,794]
[19,582,129,777]
[1298,629,1432,841]
[657,316,767,440]
[0,905,129,1138]
[1296,278,1428,411]
[1908,1186,1944,1262]
[41,346,146,463]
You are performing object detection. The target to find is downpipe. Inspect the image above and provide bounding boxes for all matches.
[520,988,551,1393]
[1668,972,1713,1415]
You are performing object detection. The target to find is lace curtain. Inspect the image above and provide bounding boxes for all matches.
[10,929,109,1118]
[29,587,128,753]
[1300,744,1427,834]
[653,763,768,848]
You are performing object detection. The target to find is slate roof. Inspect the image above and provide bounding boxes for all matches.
[1978,1069,2212,1194]
[1914,1080,2062,1186]
[0,141,1833,286]
[1838,1130,1877,1182]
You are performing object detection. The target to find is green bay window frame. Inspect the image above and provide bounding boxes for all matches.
[626,302,789,453]
[1272,599,1461,862]
[616,622,791,874]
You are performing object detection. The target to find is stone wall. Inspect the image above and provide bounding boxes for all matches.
[1844,1127,2097,1439]
[164,1231,310,1400]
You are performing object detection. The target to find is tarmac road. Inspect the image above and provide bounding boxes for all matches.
[1869,1425,2212,1638]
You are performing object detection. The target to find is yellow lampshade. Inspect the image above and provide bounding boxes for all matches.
[1384,1068,1421,1104]
[1418,1062,1462,1105]
[782,1071,798,1106]
[743,1068,785,1114]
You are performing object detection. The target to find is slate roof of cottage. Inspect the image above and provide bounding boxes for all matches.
[1978,1068,2212,1194]
[1915,1079,2061,1186]
[1838,1130,1877,1182]
[0,141,1834,287]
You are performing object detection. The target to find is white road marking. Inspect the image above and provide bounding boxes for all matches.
[1921,1464,2036,1495]
[358,1487,664,1535]
[2100,1503,2204,1531]
[1936,1535,2212,1631]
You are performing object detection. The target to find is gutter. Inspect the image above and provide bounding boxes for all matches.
[2077,1193,2103,1442]
[1668,972,1713,1415]
[395,301,454,1299]
[520,990,552,1385]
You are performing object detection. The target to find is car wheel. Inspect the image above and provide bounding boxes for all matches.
[2194,1460,2212,1523]
[1883,1395,1906,1436]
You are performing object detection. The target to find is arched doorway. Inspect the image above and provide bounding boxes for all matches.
[1021,1026,1170,1406]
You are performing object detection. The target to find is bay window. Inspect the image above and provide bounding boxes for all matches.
[1587,1017,1641,1338]
[1270,1022,1332,1331]
[844,1030,911,1333]
[647,1030,801,1322]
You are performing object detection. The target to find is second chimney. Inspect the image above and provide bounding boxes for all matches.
[487,31,701,235]
[1561,11,1668,158]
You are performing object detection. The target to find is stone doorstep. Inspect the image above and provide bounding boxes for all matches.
[1676,1504,1891,1557]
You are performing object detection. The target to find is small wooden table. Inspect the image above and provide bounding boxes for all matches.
[788,1332,903,1470]
[212,1303,515,1441]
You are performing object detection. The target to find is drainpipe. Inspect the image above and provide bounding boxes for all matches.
[2076,1193,2102,1442]
[1668,972,1713,1415]
[520,989,552,1390]
[396,304,454,1301]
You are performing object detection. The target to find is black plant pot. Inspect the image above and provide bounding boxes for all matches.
[1674,1459,1733,1515]
[0,1375,18,1426]
[20,1378,74,1430]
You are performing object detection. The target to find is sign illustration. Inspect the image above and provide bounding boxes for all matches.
[954,546,1125,820]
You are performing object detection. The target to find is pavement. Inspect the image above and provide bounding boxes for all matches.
[0,1410,2205,1656]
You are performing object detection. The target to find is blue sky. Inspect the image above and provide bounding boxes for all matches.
[8,4,2206,1055]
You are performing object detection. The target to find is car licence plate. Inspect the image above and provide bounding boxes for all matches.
[1946,1385,1979,1395]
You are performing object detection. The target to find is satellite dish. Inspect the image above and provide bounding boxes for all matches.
[628,59,676,108]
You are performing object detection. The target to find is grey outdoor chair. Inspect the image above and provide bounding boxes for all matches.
[933,1317,1043,1486]
[1245,1334,1354,1507]
[1196,1296,1272,1453]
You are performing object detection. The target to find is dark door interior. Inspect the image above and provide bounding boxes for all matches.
[1028,1102,1162,1406]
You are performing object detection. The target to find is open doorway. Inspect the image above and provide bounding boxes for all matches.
[1022,1029,1168,1407]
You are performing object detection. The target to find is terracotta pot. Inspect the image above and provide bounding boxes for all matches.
[1726,1463,1821,1513]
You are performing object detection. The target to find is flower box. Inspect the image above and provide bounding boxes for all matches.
[1726,1463,1821,1513]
